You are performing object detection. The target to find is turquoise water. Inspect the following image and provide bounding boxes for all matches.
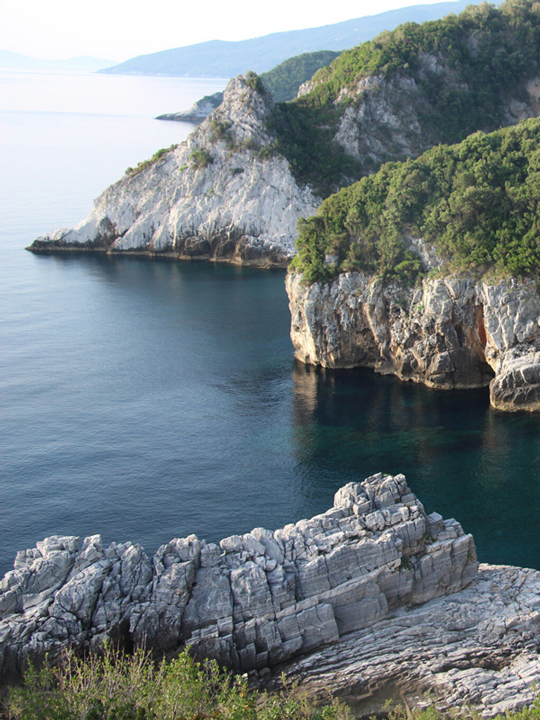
[2,70,540,575]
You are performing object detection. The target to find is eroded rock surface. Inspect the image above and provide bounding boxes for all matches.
[29,75,319,266]
[287,257,540,411]
[277,564,540,718]
[0,473,476,680]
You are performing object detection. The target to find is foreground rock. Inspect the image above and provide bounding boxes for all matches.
[5,474,540,715]
[287,262,540,412]
[28,74,319,267]
[277,562,540,717]
[0,473,476,682]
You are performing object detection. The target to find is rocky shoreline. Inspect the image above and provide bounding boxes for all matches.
[28,243,290,268]
[287,261,540,412]
[4,473,540,716]
[27,75,319,266]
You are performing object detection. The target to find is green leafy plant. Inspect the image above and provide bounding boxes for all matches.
[4,645,351,720]
[190,148,213,169]
[292,117,540,284]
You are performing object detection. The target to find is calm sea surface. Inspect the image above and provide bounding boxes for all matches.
[2,69,540,577]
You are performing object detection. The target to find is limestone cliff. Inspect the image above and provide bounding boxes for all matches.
[29,4,540,265]
[287,263,540,412]
[0,473,476,681]
[6,476,540,715]
[29,74,320,266]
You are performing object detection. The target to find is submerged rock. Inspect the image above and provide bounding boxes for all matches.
[0,473,476,680]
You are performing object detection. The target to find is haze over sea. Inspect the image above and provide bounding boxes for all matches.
[3,69,540,577]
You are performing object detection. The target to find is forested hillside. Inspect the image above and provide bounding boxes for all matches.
[260,51,340,102]
[292,116,540,282]
[269,0,540,196]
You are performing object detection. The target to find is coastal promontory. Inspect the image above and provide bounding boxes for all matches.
[29,2,540,266]
[3,474,540,716]
[287,116,540,412]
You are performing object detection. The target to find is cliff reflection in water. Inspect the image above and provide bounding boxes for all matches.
[290,360,540,570]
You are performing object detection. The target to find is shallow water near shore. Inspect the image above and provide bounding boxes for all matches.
[2,69,540,576]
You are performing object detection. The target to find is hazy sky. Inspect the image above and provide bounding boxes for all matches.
[3,0,451,63]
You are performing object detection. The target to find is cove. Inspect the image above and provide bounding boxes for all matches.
[2,252,540,576]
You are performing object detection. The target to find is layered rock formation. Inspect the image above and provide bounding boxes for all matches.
[287,256,540,411]
[5,475,540,715]
[29,75,319,266]
[0,473,477,682]
[278,563,540,717]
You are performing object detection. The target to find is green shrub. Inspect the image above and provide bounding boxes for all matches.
[190,148,214,169]
[126,146,178,177]
[293,117,540,284]
[210,119,234,146]
[4,645,351,720]
[244,70,266,95]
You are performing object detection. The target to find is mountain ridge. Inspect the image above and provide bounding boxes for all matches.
[98,1,474,78]
[0,50,116,72]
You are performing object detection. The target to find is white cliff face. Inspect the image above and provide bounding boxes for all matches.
[0,473,476,679]
[287,259,540,411]
[333,74,428,165]
[30,75,320,266]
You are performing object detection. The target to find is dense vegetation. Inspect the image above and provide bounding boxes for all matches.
[2,646,350,720]
[291,117,540,284]
[268,0,540,196]
[260,52,340,103]
[7,645,540,720]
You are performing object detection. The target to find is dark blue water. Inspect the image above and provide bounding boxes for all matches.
[2,70,540,576]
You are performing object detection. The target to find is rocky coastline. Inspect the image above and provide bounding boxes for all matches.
[286,251,540,413]
[156,91,224,125]
[28,74,320,268]
[3,473,540,716]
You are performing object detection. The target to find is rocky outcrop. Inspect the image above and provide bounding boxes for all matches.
[28,75,320,266]
[287,253,540,411]
[0,473,477,682]
[277,563,540,717]
[6,475,540,715]
[307,55,540,173]
[156,91,224,124]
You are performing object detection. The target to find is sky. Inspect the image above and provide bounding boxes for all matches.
[2,0,455,63]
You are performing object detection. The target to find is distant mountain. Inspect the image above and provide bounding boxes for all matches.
[98,1,474,78]
[0,50,116,72]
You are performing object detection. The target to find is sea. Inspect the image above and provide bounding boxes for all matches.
[2,68,540,578]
